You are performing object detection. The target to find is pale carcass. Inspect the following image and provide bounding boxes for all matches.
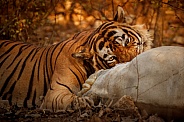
[83,46,184,120]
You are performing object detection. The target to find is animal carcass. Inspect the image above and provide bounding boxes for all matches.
[84,46,184,120]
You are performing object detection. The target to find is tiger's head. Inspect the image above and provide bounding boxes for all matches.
[72,6,153,71]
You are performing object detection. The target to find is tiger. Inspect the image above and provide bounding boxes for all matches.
[0,6,152,112]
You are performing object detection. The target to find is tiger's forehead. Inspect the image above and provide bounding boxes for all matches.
[99,22,133,35]
[99,22,142,41]
[109,28,127,36]
[93,21,144,46]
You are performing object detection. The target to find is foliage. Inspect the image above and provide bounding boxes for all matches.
[0,0,184,46]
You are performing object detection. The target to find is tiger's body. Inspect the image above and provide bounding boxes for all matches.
[0,7,153,111]
[0,30,94,109]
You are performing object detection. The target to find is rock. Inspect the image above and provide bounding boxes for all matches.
[84,46,184,121]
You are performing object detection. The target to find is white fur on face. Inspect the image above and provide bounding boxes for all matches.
[97,38,116,64]
[112,29,130,46]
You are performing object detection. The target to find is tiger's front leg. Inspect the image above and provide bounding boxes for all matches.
[40,86,75,111]
[40,86,94,112]
[40,74,94,112]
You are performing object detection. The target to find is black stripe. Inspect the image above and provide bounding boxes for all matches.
[114,36,120,40]
[2,77,18,100]
[105,26,118,31]
[54,41,71,67]
[56,81,73,94]
[101,29,107,36]
[0,59,22,96]
[32,89,36,107]
[0,43,19,59]
[0,41,10,48]
[122,29,128,34]
[84,60,95,77]
[0,54,11,69]
[81,34,92,46]
[43,47,51,95]
[4,41,14,46]
[68,40,78,51]
[49,44,60,74]
[21,44,32,50]
[101,26,117,36]
[128,30,141,41]
[6,45,27,69]
[107,30,117,38]
[90,36,102,52]
[52,99,55,111]
[6,81,17,105]
[93,56,102,70]
[17,48,35,80]
[122,26,142,39]
[99,41,105,50]
[69,68,82,90]
[72,32,81,39]
[88,32,99,46]
[97,56,109,69]
[101,22,114,30]
[37,48,49,96]
[68,32,88,51]
[2,44,36,100]
[45,47,52,83]
[95,58,104,69]
[0,45,31,69]
[73,65,86,82]
[30,48,39,61]
[81,30,97,46]
[53,92,63,111]
[88,35,96,46]
[37,47,46,84]
[43,61,49,96]
[23,59,37,107]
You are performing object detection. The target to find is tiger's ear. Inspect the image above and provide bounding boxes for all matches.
[113,6,126,23]
[72,48,92,60]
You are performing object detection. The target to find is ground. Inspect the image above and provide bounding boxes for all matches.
[0,96,165,122]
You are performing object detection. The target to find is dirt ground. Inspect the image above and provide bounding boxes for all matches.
[0,108,165,122]
[0,96,166,122]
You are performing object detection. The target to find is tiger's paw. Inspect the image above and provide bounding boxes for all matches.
[71,96,94,110]
[77,70,103,96]
[0,100,10,110]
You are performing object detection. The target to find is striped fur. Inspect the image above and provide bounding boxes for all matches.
[0,7,153,111]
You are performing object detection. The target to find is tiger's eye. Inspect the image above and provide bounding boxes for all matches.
[125,38,130,46]
[109,56,114,61]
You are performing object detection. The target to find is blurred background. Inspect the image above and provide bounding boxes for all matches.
[0,0,184,47]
